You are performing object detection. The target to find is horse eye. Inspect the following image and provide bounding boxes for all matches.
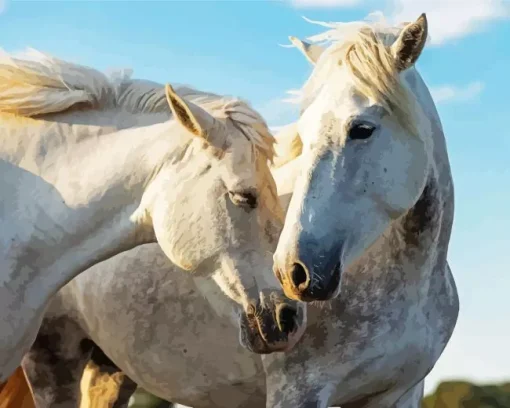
[348,123,376,141]
[228,190,258,209]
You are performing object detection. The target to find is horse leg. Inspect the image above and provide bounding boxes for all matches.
[81,343,176,408]
[82,345,138,408]
[21,316,92,408]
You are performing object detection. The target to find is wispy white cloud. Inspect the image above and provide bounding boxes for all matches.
[256,98,299,129]
[389,0,510,45]
[287,0,510,46]
[269,125,288,134]
[430,81,485,104]
[290,0,362,8]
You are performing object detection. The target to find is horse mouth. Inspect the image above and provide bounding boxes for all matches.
[238,311,300,354]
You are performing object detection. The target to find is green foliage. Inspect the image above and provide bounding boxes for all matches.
[129,387,171,408]
[423,381,510,408]
[128,381,510,407]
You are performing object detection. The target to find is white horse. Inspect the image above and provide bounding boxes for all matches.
[266,12,458,407]
[17,13,457,408]
[0,50,306,383]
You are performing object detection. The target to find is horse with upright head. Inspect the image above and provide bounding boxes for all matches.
[0,48,306,383]
[265,12,459,407]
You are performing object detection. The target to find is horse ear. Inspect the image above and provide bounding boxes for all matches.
[289,36,325,65]
[165,84,217,140]
[390,13,428,72]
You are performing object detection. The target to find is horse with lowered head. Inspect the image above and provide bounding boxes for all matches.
[0,48,306,385]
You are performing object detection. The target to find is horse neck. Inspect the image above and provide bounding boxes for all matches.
[271,155,303,213]
[347,68,454,291]
[1,111,178,306]
[404,67,455,264]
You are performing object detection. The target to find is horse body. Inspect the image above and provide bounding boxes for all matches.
[0,51,305,382]
[266,13,459,407]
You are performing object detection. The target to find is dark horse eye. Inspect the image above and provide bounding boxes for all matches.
[228,190,258,209]
[348,123,376,140]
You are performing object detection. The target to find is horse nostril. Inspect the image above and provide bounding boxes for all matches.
[276,305,298,334]
[290,262,309,291]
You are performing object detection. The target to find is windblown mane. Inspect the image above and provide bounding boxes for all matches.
[277,13,423,165]
[271,123,302,169]
[0,48,275,161]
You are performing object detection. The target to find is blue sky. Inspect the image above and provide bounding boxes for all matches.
[2,0,509,396]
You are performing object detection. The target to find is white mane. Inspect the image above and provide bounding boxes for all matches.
[0,48,275,159]
[285,12,425,138]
